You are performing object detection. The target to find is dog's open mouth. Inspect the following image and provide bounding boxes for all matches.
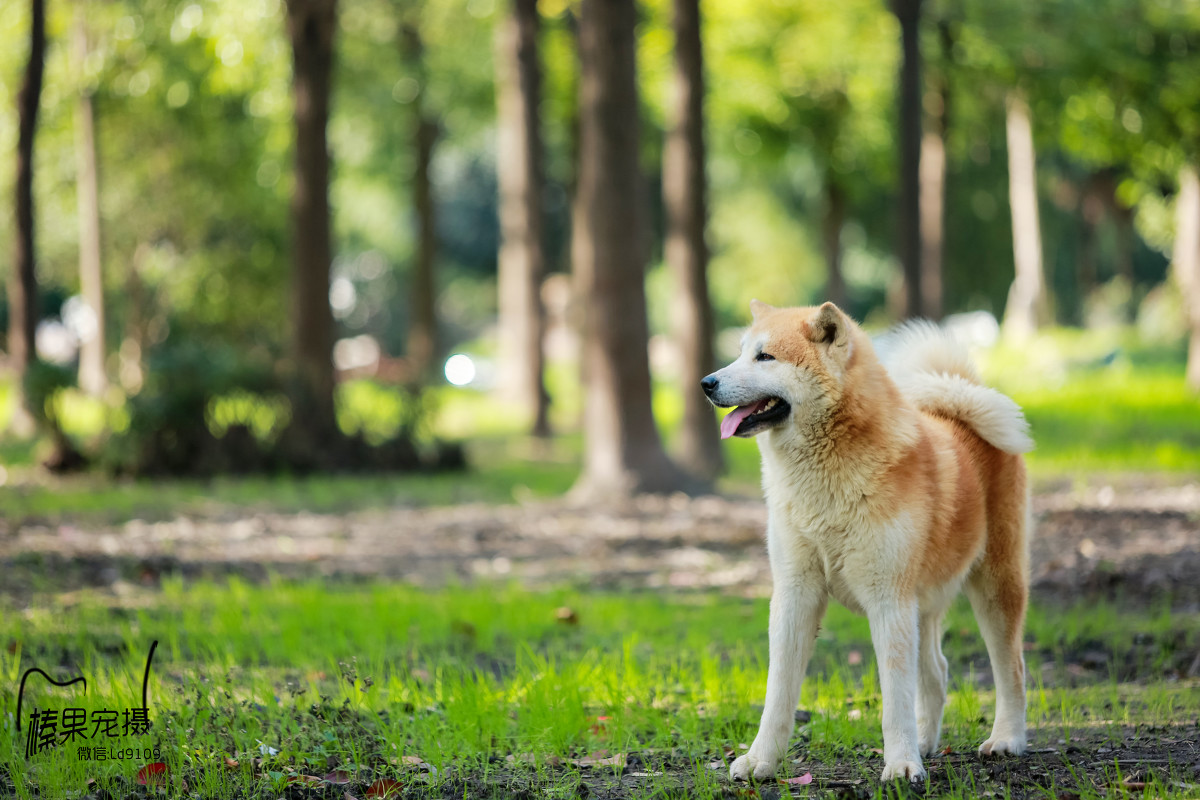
[719,397,791,439]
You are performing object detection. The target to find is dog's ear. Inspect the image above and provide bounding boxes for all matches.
[749,299,776,320]
[807,302,848,346]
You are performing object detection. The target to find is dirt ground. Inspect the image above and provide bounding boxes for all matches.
[4,478,1199,611]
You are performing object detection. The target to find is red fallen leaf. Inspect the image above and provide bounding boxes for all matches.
[366,778,403,798]
[224,758,239,769]
[939,746,954,755]
[781,773,813,785]
[136,763,168,786]
[589,715,611,734]
[324,770,354,784]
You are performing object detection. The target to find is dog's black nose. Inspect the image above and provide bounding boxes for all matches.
[700,375,719,397]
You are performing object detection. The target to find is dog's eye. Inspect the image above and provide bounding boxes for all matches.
[755,352,775,362]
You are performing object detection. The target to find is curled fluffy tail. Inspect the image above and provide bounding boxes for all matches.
[877,321,1033,455]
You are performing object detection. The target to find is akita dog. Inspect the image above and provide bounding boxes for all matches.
[702,301,1032,783]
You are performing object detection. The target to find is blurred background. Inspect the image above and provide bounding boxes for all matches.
[1,0,1198,499]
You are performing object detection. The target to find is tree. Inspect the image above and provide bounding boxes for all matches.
[892,0,924,319]
[8,0,47,437]
[399,18,439,383]
[571,0,695,498]
[285,0,339,431]
[495,0,550,436]
[1002,90,1049,340]
[664,0,721,478]
[1174,166,1200,391]
[918,18,952,322]
[74,5,107,396]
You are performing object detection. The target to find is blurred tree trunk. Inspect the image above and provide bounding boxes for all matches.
[664,0,721,479]
[400,21,439,383]
[74,8,107,397]
[8,0,47,437]
[285,0,338,432]
[1173,165,1200,391]
[822,179,847,310]
[892,0,923,319]
[1002,91,1049,340]
[571,0,695,499]
[917,19,951,321]
[495,0,550,437]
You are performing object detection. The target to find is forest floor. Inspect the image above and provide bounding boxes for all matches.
[1,474,1198,799]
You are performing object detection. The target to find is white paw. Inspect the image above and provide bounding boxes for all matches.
[978,736,1026,757]
[880,759,926,782]
[729,750,780,781]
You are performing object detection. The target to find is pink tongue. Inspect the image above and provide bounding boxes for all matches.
[720,400,768,439]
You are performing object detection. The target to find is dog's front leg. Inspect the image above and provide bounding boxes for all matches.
[867,599,925,782]
[730,582,826,781]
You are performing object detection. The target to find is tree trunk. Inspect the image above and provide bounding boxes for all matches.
[893,0,923,319]
[663,0,721,479]
[1002,91,1049,340]
[822,179,847,309]
[285,0,338,431]
[495,0,550,437]
[571,0,695,499]
[1173,165,1200,391]
[400,21,438,383]
[918,19,950,321]
[8,0,47,437]
[74,8,107,396]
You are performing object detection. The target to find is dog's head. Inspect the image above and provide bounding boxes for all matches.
[702,300,858,439]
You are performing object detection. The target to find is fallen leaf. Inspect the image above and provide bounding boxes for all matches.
[573,751,626,768]
[505,753,536,765]
[707,760,725,770]
[847,650,863,665]
[136,763,168,787]
[288,775,323,785]
[323,770,354,784]
[847,709,863,720]
[391,755,425,767]
[589,715,611,734]
[344,793,361,800]
[629,771,664,777]
[366,778,403,798]
[939,746,954,755]
[224,758,239,769]
[555,606,579,625]
[781,773,813,785]
[870,748,884,755]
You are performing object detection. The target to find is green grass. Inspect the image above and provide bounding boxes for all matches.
[3,582,1197,799]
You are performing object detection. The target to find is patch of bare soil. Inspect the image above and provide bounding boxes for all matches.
[3,480,1198,611]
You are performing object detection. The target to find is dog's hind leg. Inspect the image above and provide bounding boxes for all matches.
[916,610,949,756]
[965,487,1030,757]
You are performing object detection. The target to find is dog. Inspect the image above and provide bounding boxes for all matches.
[702,301,1032,783]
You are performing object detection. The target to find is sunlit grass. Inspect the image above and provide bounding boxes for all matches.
[2,582,1197,798]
